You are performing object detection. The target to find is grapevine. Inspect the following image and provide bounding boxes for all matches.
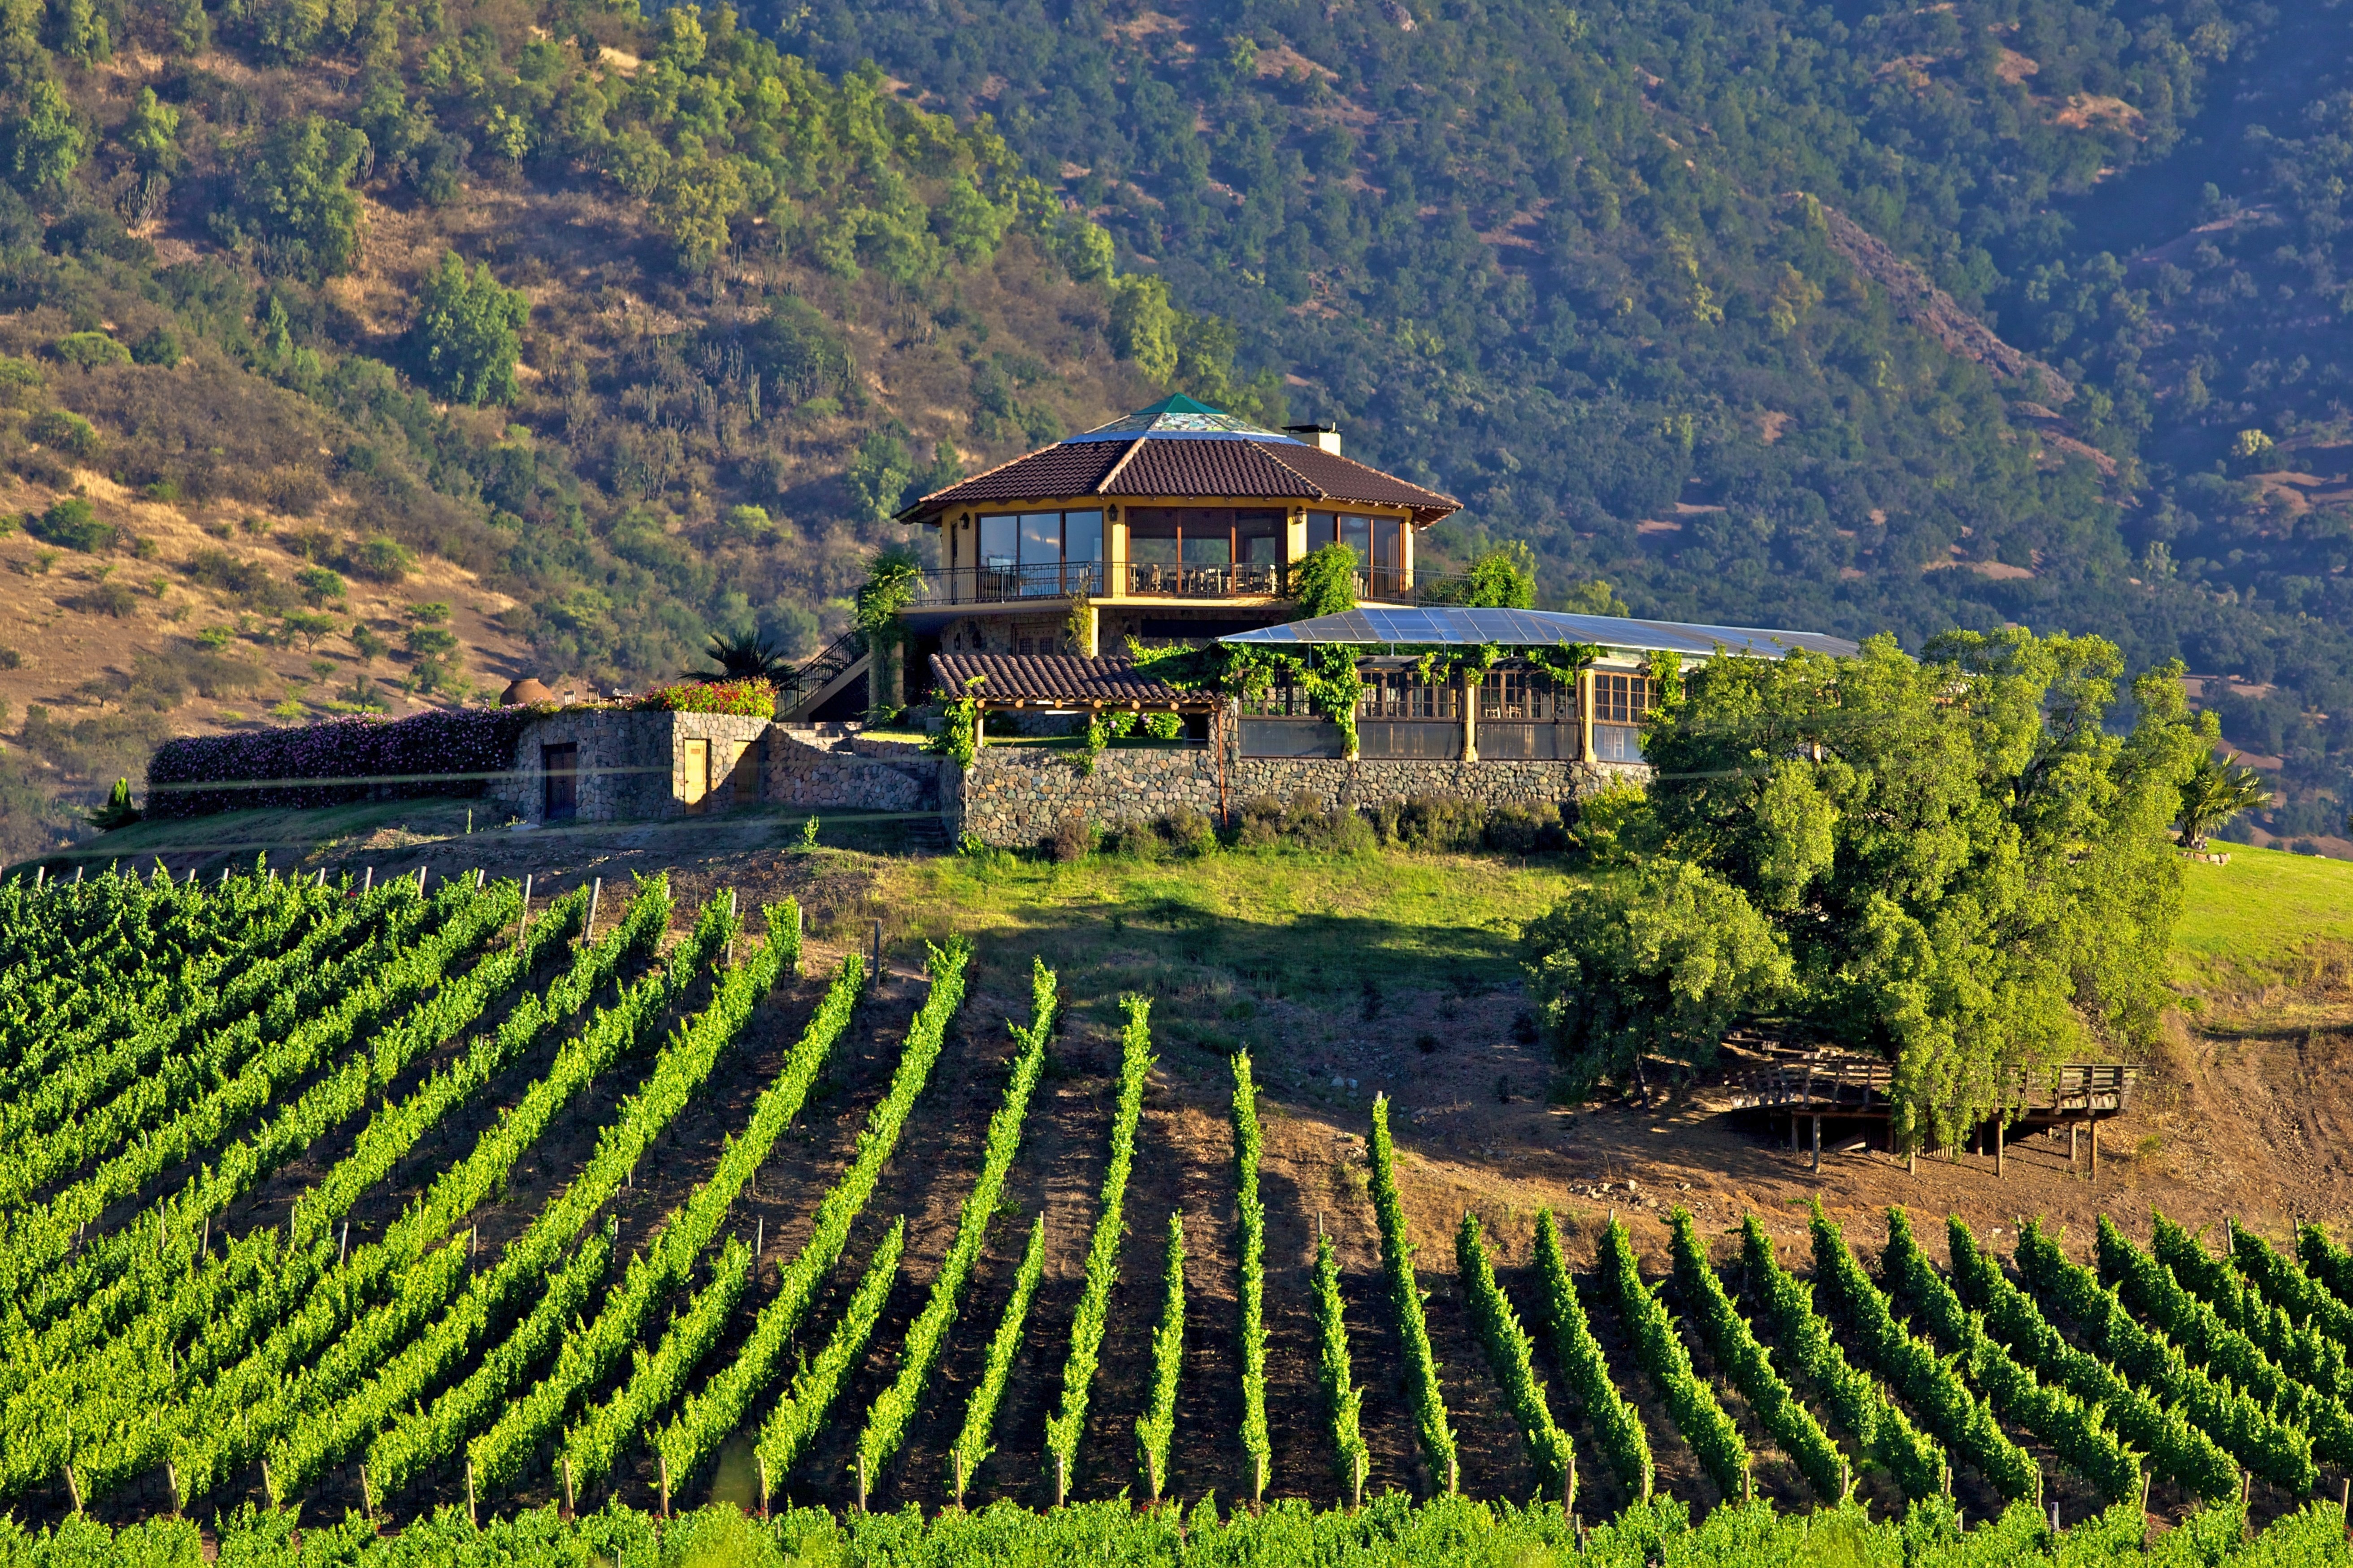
[1533,1208,1652,1498]
[1808,1203,2036,1501]
[1366,1094,1457,1495]
[1232,1050,1271,1502]
[947,1213,1047,1506]
[1665,1207,1839,1502]
[1946,1215,2237,1501]
[1737,1217,1944,1501]
[1881,1208,2140,1503]
[1043,994,1153,1505]
[651,940,968,1497]
[851,958,1052,1503]
[2017,1217,2314,1493]
[1136,1210,1185,1503]
[1310,1228,1369,1508]
[751,1220,907,1502]
[1457,1211,1575,1506]
[1599,1215,1748,1499]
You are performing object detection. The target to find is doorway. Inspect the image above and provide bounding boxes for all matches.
[542,743,578,821]
[683,739,711,814]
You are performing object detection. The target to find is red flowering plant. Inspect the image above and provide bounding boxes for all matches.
[633,679,777,717]
[146,706,544,819]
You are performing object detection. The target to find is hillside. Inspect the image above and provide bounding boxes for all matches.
[4,0,2349,865]
[784,0,2353,851]
[0,0,1200,861]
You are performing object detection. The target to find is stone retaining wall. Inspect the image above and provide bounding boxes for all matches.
[949,729,1647,848]
[765,728,939,813]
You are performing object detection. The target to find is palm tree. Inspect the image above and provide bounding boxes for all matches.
[698,628,796,683]
[2176,750,2272,851]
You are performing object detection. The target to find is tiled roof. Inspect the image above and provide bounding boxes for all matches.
[929,654,1215,707]
[909,441,1133,510]
[1101,439,1316,503]
[902,437,1459,524]
[1254,442,1458,516]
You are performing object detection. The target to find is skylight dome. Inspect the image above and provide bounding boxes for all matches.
[1063,394,1298,443]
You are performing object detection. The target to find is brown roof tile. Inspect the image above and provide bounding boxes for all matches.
[1102,438,1317,503]
[1259,442,1459,518]
[899,436,1459,524]
[929,653,1214,707]
[906,442,1134,514]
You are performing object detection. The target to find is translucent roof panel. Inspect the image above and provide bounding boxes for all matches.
[1064,393,1301,444]
[1221,607,1861,659]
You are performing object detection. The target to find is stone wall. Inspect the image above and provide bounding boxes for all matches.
[949,727,1648,848]
[486,710,770,824]
[765,727,940,813]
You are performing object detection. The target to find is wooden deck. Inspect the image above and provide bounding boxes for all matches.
[1730,1060,2136,1123]
[1724,1056,2138,1174]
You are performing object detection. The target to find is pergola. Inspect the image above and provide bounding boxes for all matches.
[929,653,1221,737]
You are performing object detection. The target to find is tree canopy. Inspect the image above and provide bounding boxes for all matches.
[411,252,530,407]
[1521,630,2209,1144]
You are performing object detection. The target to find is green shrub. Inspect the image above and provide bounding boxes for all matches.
[53,332,130,369]
[28,498,114,552]
[346,537,415,581]
[411,251,530,406]
[1238,792,1375,853]
[27,408,100,458]
[1381,794,1488,851]
[1485,802,1563,854]
[87,580,139,617]
[130,328,182,368]
[1048,816,1096,862]
[1159,806,1217,855]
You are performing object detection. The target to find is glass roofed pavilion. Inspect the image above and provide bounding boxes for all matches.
[1222,607,1861,766]
[893,395,1459,658]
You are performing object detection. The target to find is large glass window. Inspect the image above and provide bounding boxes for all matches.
[1236,511,1284,565]
[1020,512,1061,567]
[979,514,1018,571]
[1182,529,1232,565]
[1128,508,1179,566]
[1372,517,1403,572]
[1064,511,1104,563]
[1340,515,1371,559]
[1592,672,1654,725]
[1307,512,1337,550]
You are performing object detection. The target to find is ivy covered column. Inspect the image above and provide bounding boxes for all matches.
[855,547,922,719]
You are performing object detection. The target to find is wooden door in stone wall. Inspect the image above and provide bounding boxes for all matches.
[684,739,711,814]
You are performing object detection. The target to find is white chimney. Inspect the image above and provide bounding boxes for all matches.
[1284,423,1341,457]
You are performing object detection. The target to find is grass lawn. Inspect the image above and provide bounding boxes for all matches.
[873,846,1582,1045]
[2173,842,2353,988]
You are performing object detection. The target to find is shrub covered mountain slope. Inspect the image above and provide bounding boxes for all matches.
[2,0,2348,860]
[0,0,1245,856]
[785,0,2353,849]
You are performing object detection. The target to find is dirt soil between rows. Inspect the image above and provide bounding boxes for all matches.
[89,818,2353,1538]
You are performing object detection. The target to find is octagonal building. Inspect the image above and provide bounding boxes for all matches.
[891,394,1459,663]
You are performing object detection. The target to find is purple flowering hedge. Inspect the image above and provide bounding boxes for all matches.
[147,707,544,818]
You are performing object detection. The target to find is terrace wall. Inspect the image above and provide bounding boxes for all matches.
[764,728,940,813]
[947,732,1647,848]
